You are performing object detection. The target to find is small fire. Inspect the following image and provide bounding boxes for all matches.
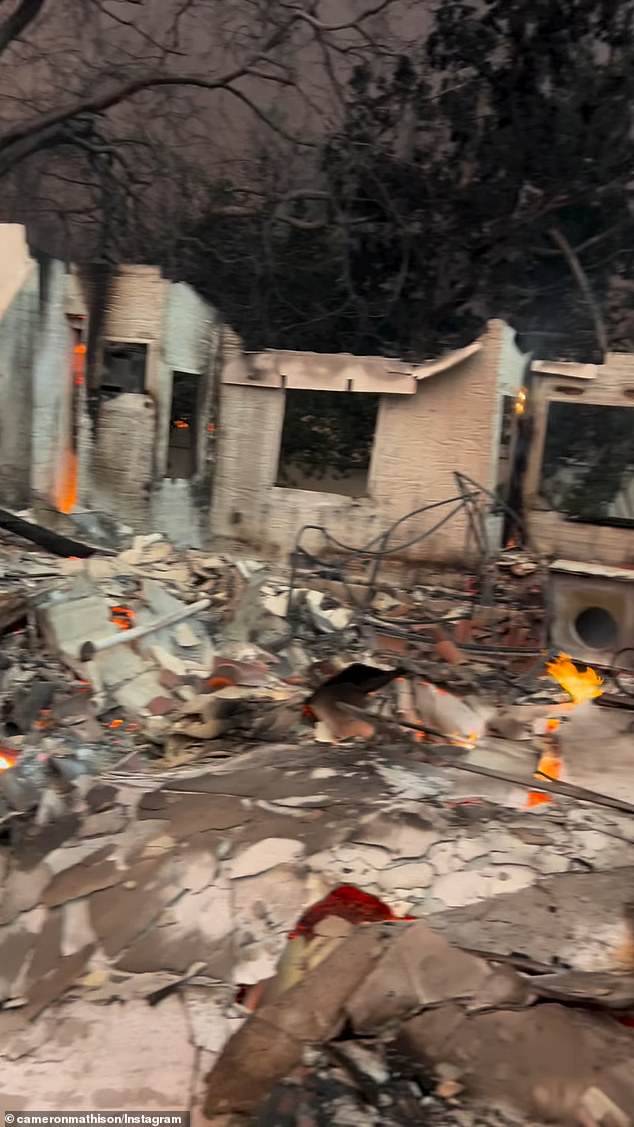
[109,718,124,729]
[73,342,87,386]
[34,708,52,730]
[55,450,78,515]
[527,744,563,808]
[515,387,527,416]
[451,730,479,750]
[111,606,135,631]
[546,652,604,704]
[0,750,17,771]
[174,419,189,429]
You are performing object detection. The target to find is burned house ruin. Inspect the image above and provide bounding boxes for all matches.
[0,223,632,584]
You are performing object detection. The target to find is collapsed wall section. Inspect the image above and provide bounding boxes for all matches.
[210,321,510,564]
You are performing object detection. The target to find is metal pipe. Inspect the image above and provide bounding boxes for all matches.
[79,597,211,662]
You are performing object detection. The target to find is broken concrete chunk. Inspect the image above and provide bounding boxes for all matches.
[24,942,95,1021]
[43,845,121,907]
[0,919,37,1001]
[89,856,176,957]
[175,622,198,648]
[203,924,387,1119]
[305,589,353,633]
[0,862,51,923]
[137,792,248,838]
[376,862,434,892]
[414,681,493,742]
[230,838,305,879]
[354,813,438,859]
[347,921,491,1033]
[398,1002,634,1123]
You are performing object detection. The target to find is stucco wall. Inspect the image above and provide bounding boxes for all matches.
[84,269,161,528]
[31,259,73,506]
[0,225,35,320]
[77,273,218,540]
[0,261,38,506]
[91,393,156,530]
[149,281,219,547]
[524,353,634,566]
[211,320,510,563]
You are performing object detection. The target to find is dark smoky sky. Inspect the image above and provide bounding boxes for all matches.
[0,0,433,253]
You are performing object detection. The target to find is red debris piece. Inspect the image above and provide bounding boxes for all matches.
[207,676,235,691]
[159,669,184,691]
[289,883,412,940]
[454,619,474,644]
[147,695,179,716]
[434,627,465,666]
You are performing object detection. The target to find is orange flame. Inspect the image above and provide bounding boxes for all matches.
[0,750,17,771]
[73,342,86,386]
[55,450,78,515]
[174,419,189,429]
[526,745,562,808]
[546,653,604,704]
[109,718,124,729]
[111,606,135,631]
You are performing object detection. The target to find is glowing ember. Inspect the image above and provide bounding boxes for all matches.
[109,719,124,729]
[451,730,479,750]
[73,342,87,386]
[526,745,562,808]
[174,419,189,429]
[207,676,234,690]
[515,387,527,415]
[0,750,17,771]
[55,450,78,514]
[111,606,135,630]
[546,652,604,704]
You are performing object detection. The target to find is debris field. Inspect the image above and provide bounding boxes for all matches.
[0,518,633,1126]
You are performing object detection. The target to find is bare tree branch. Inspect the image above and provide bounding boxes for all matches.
[0,9,306,169]
[0,0,45,57]
[549,226,609,355]
[283,0,396,35]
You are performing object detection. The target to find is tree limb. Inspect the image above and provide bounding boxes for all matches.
[549,226,609,355]
[0,0,45,57]
[283,0,396,35]
[0,5,318,175]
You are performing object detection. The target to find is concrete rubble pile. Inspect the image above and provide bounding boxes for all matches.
[0,524,633,1124]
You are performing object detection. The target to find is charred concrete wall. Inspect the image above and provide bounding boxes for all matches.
[91,393,156,528]
[82,265,166,529]
[71,268,218,542]
[0,227,38,506]
[211,320,515,564]
[151,282,219,547]
[31,259,74,510]
[525,354,634,566]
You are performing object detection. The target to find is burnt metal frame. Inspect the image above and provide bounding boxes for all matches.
[285,472,539,654]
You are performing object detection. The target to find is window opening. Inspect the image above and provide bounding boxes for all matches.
[276,389,379,497]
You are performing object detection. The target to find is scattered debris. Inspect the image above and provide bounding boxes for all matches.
[1,526,633,1120]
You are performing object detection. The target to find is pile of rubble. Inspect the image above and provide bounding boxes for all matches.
[0,524,633,1124]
